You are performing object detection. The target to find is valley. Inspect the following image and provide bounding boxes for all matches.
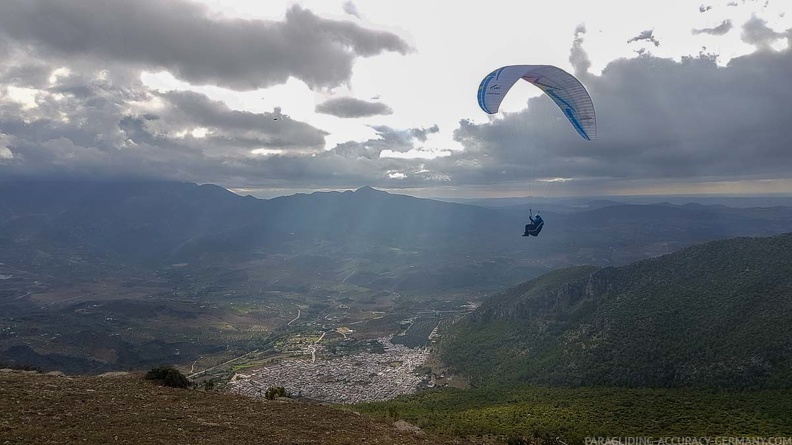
[0,246,478,384]
[2,181,792,415]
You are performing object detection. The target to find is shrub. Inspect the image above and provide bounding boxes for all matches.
[0,363,42,372]
[144,366,191,389]
[264,386,289,400]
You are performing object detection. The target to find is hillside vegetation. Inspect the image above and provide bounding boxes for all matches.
[439,233,792,388]
[357,384,792,443]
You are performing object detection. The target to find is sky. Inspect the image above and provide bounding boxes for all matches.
[0,0,791,198]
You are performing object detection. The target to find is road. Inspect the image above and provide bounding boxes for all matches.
[187,349,259,379]
[287,308,301,326]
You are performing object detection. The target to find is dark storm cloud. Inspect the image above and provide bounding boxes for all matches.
[0,0,411,90]
[628,30,661,47]
[157,91,326,151]
[439,46,792,191]
[315,97,393,118]
[0,52,440,190]
[0,59,330,182]
[0,63,53,89]
[3,6,792,194]
[6,40,792,192]
[693,20,734,35]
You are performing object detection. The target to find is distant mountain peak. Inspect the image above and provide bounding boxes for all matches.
[354,186,386,195]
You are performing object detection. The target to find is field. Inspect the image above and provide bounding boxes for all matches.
[0,252,476,376]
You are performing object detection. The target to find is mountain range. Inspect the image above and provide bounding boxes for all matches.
[3,179,791,275]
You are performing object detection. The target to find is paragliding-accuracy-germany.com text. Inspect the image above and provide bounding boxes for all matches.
[585,437,792,445]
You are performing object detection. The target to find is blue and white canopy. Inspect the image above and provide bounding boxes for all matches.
[477,65,597,141]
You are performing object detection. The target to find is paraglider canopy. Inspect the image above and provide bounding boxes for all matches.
[477,65,596,141]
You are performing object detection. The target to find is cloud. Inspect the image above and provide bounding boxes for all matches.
[0,134,13,160]
[0,0,410,91]
[315,97,393,118]
[440,45,792,193]
[0,58,330,182]
[628,30,661,47]
[409,125,440,142]
[343,1,361,18]
[325,125,441,162]
[0,37,437,190]
[328,125,422,160]
[368,125,441,152]
[0,0,411,186]
[741,15,787,49]
[569,24,592,77]
[154,91,327,153]
[692,20,734,35]
[2,8,792,195]
[4,40,792,193]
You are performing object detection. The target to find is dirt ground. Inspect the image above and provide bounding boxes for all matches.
[0,370,480,445]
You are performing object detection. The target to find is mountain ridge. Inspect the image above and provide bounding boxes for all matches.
[439,233,792,389]
[3,179,792,271]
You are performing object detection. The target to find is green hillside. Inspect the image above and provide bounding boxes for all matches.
[356,385,792,443]
[438,233,792,388]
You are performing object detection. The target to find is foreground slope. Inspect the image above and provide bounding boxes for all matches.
[0,371,472,445]
[439,233,792,388]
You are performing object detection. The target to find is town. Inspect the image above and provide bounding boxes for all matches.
[228,336,431,403]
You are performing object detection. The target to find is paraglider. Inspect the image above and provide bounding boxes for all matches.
[522,210,544,237]
[478,64,597,237]
[477,64,596,141]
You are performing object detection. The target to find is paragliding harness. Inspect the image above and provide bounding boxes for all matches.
[522,209,544,237]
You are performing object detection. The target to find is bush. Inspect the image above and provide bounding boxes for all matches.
[264,386,289,400]
[0,363,42,372]
[144,366,191,389]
